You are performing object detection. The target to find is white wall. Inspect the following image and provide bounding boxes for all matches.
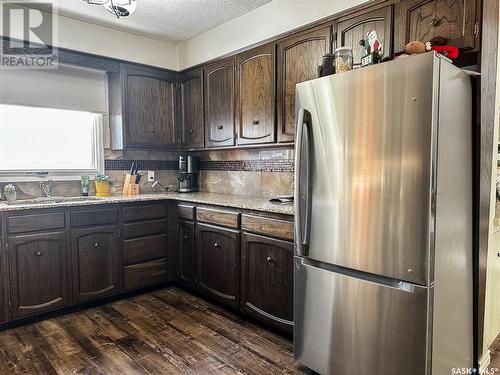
[55,15,179,70]
[483,5,500,358]
[1,0,370,70]
[178,0,368,70]
[2,11,179,70]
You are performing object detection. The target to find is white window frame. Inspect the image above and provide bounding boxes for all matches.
[0,111,106,182]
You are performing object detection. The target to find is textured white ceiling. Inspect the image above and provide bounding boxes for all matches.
[35,0,273,43]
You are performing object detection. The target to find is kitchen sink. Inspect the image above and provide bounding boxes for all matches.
[5,196,105,205]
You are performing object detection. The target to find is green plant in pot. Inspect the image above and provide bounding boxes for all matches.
[3,184,17,203]
[95,174,112,197]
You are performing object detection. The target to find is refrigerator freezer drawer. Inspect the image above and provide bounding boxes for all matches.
[294,257,428,375]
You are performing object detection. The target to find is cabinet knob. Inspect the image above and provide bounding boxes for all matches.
[188,129,194,133]
[94,242,99,248]
[36,251,42,257]
[266,256,272,263]
[214,242,219,248]
[184,235,188,240]
[217,125,223,130]
[252,120,260,125]
[149,127,155,134]
[430,16,441,26]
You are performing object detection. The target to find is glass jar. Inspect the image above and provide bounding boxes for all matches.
[335,47,353,73]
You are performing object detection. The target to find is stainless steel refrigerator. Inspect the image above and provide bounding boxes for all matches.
[293,52,473,375]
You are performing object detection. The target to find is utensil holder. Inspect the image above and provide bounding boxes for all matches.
[122,174,140,196]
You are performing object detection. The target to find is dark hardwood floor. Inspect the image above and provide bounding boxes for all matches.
[0,287,312,374]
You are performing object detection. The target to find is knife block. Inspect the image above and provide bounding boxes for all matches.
[122,173,140,196]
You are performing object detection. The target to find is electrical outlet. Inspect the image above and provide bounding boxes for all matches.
[147,171,155,181]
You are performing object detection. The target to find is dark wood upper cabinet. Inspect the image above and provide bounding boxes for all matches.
[235,44,276,145]
[336,5,394,67]
[277,25,332,143]
[179,69,204,149]
[204,58,235,148]
[71,225,120,302]
[178,220,195,287]
[196,223,240,308]
[241,232,294,332]
[395,0,479,52]
[109,65,177,150]
[8,231,68,319]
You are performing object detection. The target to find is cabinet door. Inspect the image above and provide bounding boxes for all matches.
[241,233,293,332]
[178,220,195,287]
[196,223,240,308]
[277,25,332,143]
[204,58,235,148]
[336,5,393,67]
[0,238,5,323]
[71,225,120,302]
[123,66,177,149]
[396,0,478,52]
[235,44,275,145]
[8,231,68,319]
[180,69,204,149]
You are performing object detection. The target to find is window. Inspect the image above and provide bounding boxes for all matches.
[0,104,104,178]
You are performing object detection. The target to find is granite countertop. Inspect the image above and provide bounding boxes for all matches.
[0,192,294,216]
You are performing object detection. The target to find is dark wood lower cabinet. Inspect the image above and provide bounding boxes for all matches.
[71,225,120,303]
[0,202,294,335]
[178,220,195,287]
[196,223,240,308]
[0,233,6,323]
[8,231,68,319]
[241,232,294,332]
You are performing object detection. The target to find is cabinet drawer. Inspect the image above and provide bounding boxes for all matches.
[7,212,65,234]
[123,219,166,239]
[124,234,167,265]
[123,203,166,223]
[197,207,239,228]
[71,208,119,227]
[124,258,167,290]
[241,214,294,241]
[178,204,196,220]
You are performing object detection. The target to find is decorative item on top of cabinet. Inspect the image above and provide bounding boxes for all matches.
[395,0,479,53]
[178,220,195,288]
[335,4,393,68]
[179,69,204,150]
[235,44,276,145]
[8,231,68,319]
[204,58,236,148]
[241,232,293,332]
[277,24,332,143]
[71,225,120,302]
[109,64,177,150]
[196,223,240,308]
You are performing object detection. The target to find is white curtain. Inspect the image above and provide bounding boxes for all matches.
[0,64,108,113]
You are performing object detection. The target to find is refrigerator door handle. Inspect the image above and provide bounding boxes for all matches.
[295,108,312,256]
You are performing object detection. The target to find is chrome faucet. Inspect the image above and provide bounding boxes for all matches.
[38,180,53,197]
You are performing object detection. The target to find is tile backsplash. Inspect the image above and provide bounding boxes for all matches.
[1,147,294,200]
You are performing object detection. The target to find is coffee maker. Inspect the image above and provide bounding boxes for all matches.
[178,155,199,193]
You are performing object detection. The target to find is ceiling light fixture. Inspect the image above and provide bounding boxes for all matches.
[84,0,137,19]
